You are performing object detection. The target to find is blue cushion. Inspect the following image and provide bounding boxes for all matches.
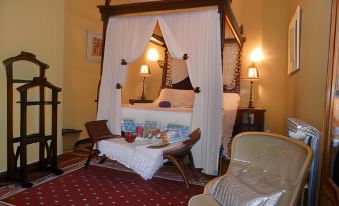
[121,120,136,132]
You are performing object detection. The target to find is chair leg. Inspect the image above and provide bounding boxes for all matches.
[188,151,196,171]
[85,146,97,169]
[85,153,93,169]
[98,154,108,164]
[165,155,189,188]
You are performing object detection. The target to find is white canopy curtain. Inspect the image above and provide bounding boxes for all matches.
[158,8,223,175]
[97,8,223,175]
[97,15,158,134]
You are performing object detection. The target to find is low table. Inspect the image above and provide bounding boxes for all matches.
[97,138,182,180]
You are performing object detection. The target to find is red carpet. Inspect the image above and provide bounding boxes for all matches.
[1,165,203,206]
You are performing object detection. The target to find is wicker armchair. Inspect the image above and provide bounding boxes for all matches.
[189,132,313,206]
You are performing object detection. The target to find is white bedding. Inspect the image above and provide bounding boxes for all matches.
[121,91,240,158]
[222,93,240,157]
[122,103,193,128]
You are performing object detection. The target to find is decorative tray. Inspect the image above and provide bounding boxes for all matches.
[147,142,169,149]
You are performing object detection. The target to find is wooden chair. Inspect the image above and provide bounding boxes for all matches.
[163,128,201,188]
[84,120,119,169]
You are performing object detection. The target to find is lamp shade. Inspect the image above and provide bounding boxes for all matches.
[138,65,151,77]
[247,66,259,80]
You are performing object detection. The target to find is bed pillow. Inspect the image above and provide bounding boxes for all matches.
[154,88,195,108]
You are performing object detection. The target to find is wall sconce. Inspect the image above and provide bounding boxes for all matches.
[249,48,264,62]
[245,64,260,108]
[147,48,159,61]
[138,65,151,100]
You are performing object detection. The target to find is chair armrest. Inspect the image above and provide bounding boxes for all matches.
[203,174,226,194]
[188,194,221,206]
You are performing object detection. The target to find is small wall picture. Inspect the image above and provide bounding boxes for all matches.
[288,6,301,74]
[86,31,102,63]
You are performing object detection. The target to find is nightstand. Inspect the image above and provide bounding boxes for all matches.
[129,99,153,105]
[232,107,266,136]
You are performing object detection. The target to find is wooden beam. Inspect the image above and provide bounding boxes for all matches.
[224,0,244,46]
[98,0,226,20]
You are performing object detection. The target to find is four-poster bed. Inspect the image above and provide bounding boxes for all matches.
[96,0,245,176]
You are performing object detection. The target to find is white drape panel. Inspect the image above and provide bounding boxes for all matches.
[98,8,222,175]
[158,8,223,175]
[97,15,157,134]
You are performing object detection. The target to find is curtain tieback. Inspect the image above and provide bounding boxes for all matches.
[121,59,127,65]
[183,54,189,60]
[194,87,200,93]
[116,83,123,89]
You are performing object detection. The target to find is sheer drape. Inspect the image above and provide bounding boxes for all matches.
[97,15,157,134]
[98,8,222,175]
[158,8,223,175]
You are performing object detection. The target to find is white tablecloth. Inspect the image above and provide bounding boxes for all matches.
[98,138,180,180]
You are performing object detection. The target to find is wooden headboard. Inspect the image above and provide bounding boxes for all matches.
[158,37,244,93]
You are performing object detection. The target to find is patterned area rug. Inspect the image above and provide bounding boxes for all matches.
[1,165,203,206]
[72,149,210,186]
[91,157,210,187]
[0,150,209,205]
[0,157,86,201]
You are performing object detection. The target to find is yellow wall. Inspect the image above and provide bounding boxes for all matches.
[233,0,331,135]
[63,0,102,140]
[232,0,290,134]
[287,0,332,131]
[0,0,64,172]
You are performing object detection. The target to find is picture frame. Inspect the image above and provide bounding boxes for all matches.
[86,31,103,63]
[288,6,301,74]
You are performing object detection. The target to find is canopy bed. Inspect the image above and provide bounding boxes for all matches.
[96,0,245,175]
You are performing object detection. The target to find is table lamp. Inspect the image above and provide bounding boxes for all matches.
[246,64,260,108]
[138,64,151,100]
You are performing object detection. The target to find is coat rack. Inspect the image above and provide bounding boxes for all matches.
[2,52,63,188]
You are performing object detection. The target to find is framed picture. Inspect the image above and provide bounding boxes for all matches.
[86,31,103,63]
[288,6,301,74]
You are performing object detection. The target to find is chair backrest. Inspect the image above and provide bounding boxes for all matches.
[231,132,313,205]
[85,120,114,144]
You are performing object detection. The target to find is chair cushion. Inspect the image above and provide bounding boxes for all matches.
[207,161,287,206]
[188,194,221,206]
